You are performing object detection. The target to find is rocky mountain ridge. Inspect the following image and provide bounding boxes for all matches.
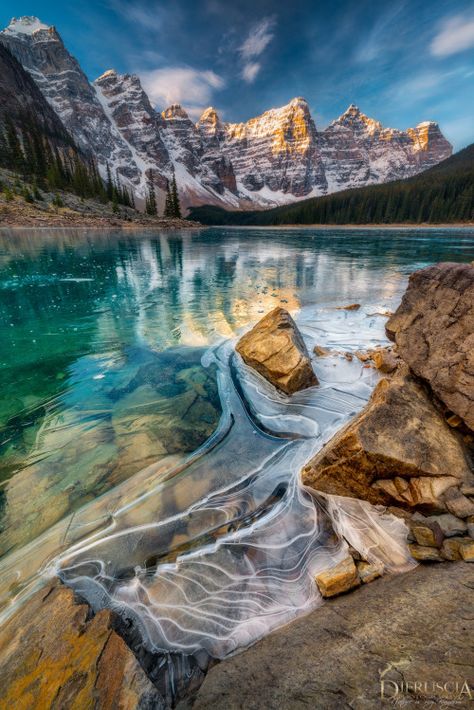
[0,16,453,210]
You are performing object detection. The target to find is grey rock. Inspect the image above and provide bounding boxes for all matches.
[190,564,474,709]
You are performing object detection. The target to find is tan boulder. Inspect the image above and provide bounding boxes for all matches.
[411,520,444,548]
[386,262,474,431]
[0,582,161,709]
[315,556,360,598]
[440,537,466,561]
[236,307,318,394]
[409,544,443,562]
[301,371,473,513]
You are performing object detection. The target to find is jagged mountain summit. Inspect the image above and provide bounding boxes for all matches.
[0,16,452,210]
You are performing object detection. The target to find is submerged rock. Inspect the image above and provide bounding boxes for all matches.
[0,582,162,709]
[386,262,474,431]
[301,370,473,513]
[236,307,318,395]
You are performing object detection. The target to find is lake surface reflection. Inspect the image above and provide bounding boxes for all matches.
[0,225,472,558]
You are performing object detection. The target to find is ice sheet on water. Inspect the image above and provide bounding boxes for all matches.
[54,305,413,666]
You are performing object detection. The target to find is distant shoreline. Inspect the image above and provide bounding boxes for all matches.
[210,222,474,230]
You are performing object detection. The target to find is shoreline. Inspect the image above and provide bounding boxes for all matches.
[210,222,474,230]
[1,220,472,231]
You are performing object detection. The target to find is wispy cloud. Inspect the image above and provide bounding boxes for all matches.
[108,0,163,31]
[384,67,467,105]
[431,13,474,57]
[239,16,276,83]
[140,66,224,117]
[242,62,260,83]
[354,2,406,63]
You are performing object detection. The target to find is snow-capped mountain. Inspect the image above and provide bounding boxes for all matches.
[0,16,453,210]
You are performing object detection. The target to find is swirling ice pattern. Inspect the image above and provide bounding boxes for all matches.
[55,333,414,663]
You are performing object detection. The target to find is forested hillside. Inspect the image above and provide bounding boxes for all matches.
[188,144,474,226]
[0,43,133,207]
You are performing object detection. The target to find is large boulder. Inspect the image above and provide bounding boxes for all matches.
[236,307,318,394]
[0,582,162,709]
[301,370,473,513]
[386,262,474,431]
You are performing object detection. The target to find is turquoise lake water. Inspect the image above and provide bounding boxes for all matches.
[0,226,472,562]
[0,226,473,702]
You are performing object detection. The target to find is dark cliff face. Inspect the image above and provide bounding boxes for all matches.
[0,20,143,188]
[0,42,73,150]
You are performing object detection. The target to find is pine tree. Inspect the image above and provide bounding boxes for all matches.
[106,163,113,201]
[163,180,173,218]
[171,174,181,218]
[146,172,157,215]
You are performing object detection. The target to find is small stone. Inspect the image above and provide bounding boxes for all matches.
[313,345,330,357]
[336,303,361,311]
[446,413,463,428]
[467,517,474,539]
[445,492,474,519]
[371,348,399,374]
[344,352,353,361]
[355,350,371,362]
[356,560,383,584]
[416,513,466,538]
[459,538,474,562]
[411,521,444,548]
[315,556,360,598]
[409,544,443,562]
[440,537,465,561]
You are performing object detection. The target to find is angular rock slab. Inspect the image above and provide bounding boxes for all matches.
[0,582,161,709]
[191,563,474,710]
[386,262,474,431]
[301,371,472,512]
[236,307,318,395]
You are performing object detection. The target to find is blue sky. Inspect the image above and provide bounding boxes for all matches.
[2,1,474,149]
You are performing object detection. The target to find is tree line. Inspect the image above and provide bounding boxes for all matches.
[0,116,183,219]
[0,116,135,208]
[145,171,181,218]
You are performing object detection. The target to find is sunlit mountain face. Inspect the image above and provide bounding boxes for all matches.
[0,2,471,210]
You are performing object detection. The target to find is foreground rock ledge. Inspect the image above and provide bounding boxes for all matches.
[386,262,474,430]
[236,307,318,395]
[187,563,473,709]
[0,582,162,709]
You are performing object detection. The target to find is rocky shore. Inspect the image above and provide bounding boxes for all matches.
[0,261,472,708]
[0,171,200,229]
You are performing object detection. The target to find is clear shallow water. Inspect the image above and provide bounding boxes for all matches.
[0,226,473,700]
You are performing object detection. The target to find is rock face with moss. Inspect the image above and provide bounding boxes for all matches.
[236,307,318,395]
[386,262,474,430]
[0,582,163,708]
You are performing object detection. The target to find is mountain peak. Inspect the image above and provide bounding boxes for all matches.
[4,16,51,36]
[96,69,118,81]
[289,96,308,107]
[162,104,190,120]
[197,106,222,127]
[332,104,382,133]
